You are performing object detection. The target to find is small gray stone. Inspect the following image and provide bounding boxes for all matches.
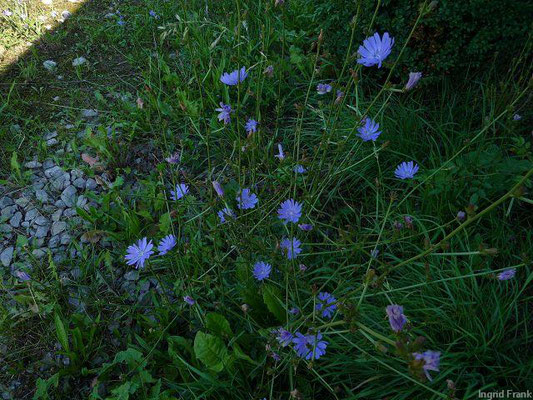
[0,224,12,234]
[81,109,98,118]
[35,225,49,238]
[70,169,83,179]
[34,216,49,226]
[15,197,30,207]
[0,247,14,267]
[0,196,14,208]
[73,177,86,189]
[1,206,17,219]
[49,235,60,248]
[76,195,88,209]
[44,165,63,179]
[50,174,70,191]
[51,221,67,236]
[21,221,30,228]
[34,238,45,247]
[46,138,59,147]
[63,208,77,218]
[25,208,39,221]
[44,131,58,140]
[35,189,49,203]
[51,209,63,221]
[124,270,139,281]
[9,212,22,228]
[53,253,65,264]
[59,232,71,245]
[24,161,42,169]
[32,249,46,259]
[43,159,54,169]
[85,178,97,190]
[61,186,77,207]
[54,200,66,208]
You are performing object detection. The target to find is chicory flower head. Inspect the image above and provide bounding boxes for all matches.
[125,237,154,269]
[357,117,382,142]
[245,118,258,134]
[394,161,419,180]
[220,67,248,86]
[413,351,441,381]
[217,207,236,223]
[236,188,258,210]
[275,328,293,347]
[293,332,328,360]
[386,304,407,332]
[158,234,177,255]
[253,261,272,281]
[316,83,332,95]
[497,268,516,281]
[357,32,394,68]
[315,292,337,319]
[293,165,307,174]
[165,152,180,164]
[278,199,302,224]
[170,183,189,200]
[280,237,302,260]
[215,102,233,124]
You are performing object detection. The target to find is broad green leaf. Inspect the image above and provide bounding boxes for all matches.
[54,312,69,352]
[205,312,233,337]
[262,285,286,323]
[193,331,229,373]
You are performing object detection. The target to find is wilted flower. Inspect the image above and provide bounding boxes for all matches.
[125,238,154,269]
[315,292,337,319]
[370,248,379,258]
[149,10,158,18]
[456,211,466,221]
[497,268,516,281]
[274,143,285,160]
[183,295,195,305]
[357,117,382,142]
[275,328,293,347]
[293,165,306,174]
[394,161,419,179]
[289,307,300,315]
[158,234,177,255]
[72,56,87,67]
[165,152,181,164]
[117,16,125,26]
[253,261,272,281]
[393,221,403,230]
[212,180,224,197]
[298,223,313,231]
[513,114,522,121]
[357,32,394,68]
[299,263,307,272]
[43,60,57,71]
[386,304,407,332]
[404,215,413,226]
[405,72,422,90]
[335,90,344,104]
[236,188,258,209]
[264,65,274,77]
[170,183,189,200]
[413,351,441,381]
[2,9,13,17]
[15,270,30,282]
[293,332,328,360]
[245,118,258,134]
[280,237,302,259]
[278,199,302,224]
[217,207,236,223]
[215,102,233,124]
[220,67,248,86]
[316,83,332,95]
[271,352,281,361]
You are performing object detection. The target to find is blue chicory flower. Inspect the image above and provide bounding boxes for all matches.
[236,188,258,210]
[170,183,189,200]
[293,332,328,360]
[149,10,158,18]
[317,83,332,95]
[278,199,302,224]
[497,268,516,281]
[183,295,195,305]
[245,118,258,134]
[357,117,382,142]
[293,165,306,173]
[253,261,272,281]
[165,152,180,164]
[315,292,337,319]
[357,32,394,68]
[158,234,177,255]
[220,67,248,86]
[215,102,233,124]
[513,114,521,121]
[275,328,293,347]
[125,237,154,269]
[386,304,407,332]
[394,161,419,180]
[217,207,236,223]
[413,351,441,381]
[280,237,302,260]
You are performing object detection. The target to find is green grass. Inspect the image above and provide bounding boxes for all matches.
[0,0,532,399]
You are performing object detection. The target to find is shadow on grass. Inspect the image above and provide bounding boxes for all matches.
[0,0,140,174]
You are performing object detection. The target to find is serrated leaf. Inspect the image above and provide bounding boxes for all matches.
[193,331,229,373]
[205,313,233,337]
